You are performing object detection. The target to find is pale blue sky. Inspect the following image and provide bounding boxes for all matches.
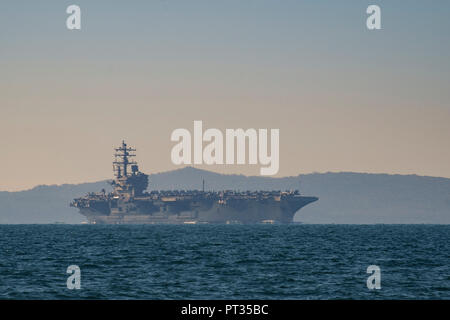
[1,1,450,190]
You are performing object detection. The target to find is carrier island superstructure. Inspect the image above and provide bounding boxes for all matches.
[70,141,318,224]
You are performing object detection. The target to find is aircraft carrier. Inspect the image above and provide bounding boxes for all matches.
[70,141,318,224]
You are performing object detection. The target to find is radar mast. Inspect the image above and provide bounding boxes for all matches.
[113,140,137,178]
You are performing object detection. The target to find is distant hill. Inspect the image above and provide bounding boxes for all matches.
[1,167,449,224]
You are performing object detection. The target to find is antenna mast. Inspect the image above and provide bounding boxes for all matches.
[113,140,137,178]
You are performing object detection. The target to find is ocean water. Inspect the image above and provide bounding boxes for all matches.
[0,224,449,299]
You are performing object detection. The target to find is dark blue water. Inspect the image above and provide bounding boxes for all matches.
[0,225,449,299]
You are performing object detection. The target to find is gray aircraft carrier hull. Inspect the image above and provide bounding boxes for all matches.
[76,196,318,224]
[70,141,318,225]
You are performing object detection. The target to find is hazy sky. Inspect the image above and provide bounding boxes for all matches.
[1,0,450,191]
